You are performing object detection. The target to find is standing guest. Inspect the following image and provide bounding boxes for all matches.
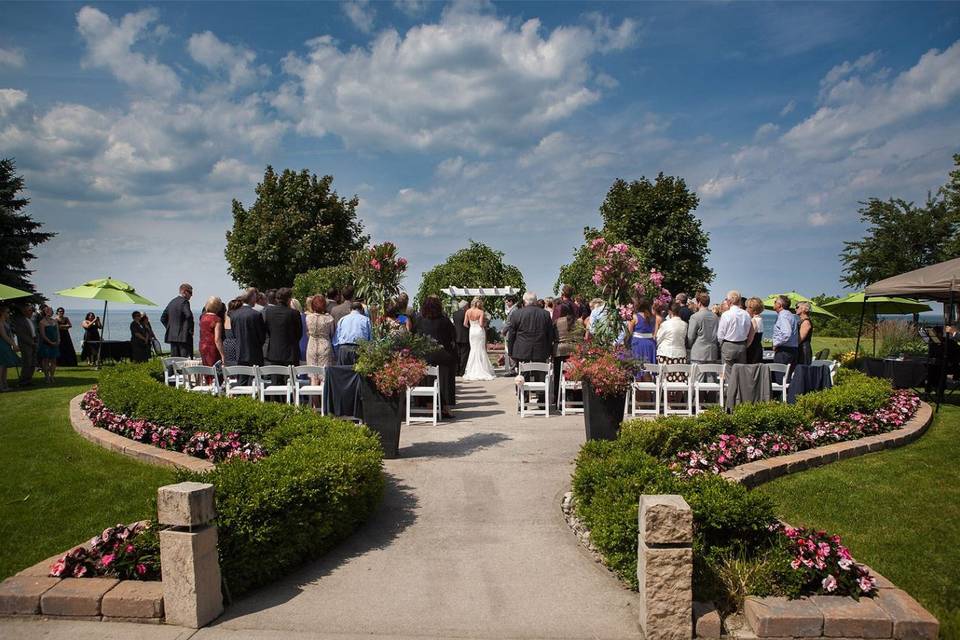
[231,289,266,381]
[553,300,584,406]
[745,297,765,364]
[412,295,457,417]
[129,311,151,362]
[305,296,335,406]
[710,304,722,317]
[0,306,21,391]
[331,285,356,324]
[628,296,660,365]
[506,291,557,403]
[140,313,159,356]
[291,297,308,364]
[55,307,78,367]
[80,312,102,365]
[553,285,580,321]
[394,293,414,331]
[333,301,371,366]
[796,302,814,366]
[222,298,242,366]
[675,293,693,322]
[574,295,590,320]
[656,303,689,382]
[717,290,754,375]
[37,305,60,383]
[503,295,518,376]
[451,300,470,376]
[326,288,340,311]
[772,295,799,371]
[264,288,302,372]
[253,292,266,313]
[199,297,226,367]
[687,292,719,364]
[160,283,195,357]
[543,297,555,318]
[12,303,37,386]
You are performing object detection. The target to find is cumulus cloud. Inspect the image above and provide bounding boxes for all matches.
[780,100,795,116]
[754,122,779,139]
[343,0,376,33]
[0,47,25,68]
[0,88,27,117]
[394,0,427,16]
[808,212,831,226]
[187,31,269,91]
[275,6,637,152]
[698,174,745,200]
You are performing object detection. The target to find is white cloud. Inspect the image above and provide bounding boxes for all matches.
[343,0,376,33]
[275,6,636,152]
[808,212,831,226]
[698,174,744,200]
[0,47,25,68]
[595,72,619,89]
[784,40,960,152]
[754,122,779,139]
[394,0,427,17]
[187,31,269,91]
[821,51,879,88]
[779,100,795,116]
[0,89,27,117]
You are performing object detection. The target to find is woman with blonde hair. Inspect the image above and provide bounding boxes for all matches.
[462,297,496,381]
[746,297,765,364]
[305,296,335,407]
[199,296,225,367]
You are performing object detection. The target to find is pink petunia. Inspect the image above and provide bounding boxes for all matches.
[822,574,837,592]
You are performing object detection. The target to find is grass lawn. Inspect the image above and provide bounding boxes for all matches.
[755,404,960,639]
[0,367,174,580]
[811,336,858,357]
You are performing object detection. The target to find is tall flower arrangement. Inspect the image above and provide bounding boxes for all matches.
[350,242,408,338]
[588,238,641,346]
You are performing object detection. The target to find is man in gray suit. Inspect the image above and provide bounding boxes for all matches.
[686,291,720,363]
[11,303,37,386]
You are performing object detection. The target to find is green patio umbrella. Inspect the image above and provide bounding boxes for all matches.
[55,278,156,365]
[762,291,836,319]
[0,283,33,301]
[822,292,931,356]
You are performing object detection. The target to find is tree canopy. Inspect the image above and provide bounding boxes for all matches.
[840,154,960,289]
[225,166,368,290]
[0,158,54,301]
[416,241,525,318]
[557,174,713,297]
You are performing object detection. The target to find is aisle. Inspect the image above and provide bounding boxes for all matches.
[201,376,640,639]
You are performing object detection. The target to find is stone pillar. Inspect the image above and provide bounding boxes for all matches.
[637,494,693,640]
[158,481,223,628]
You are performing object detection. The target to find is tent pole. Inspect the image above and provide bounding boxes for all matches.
[937,284,954,412]
[854,298,866,357]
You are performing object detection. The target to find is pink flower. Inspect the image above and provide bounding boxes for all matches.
[135,563,147,576]
[397,257,407,268]
[822,574,837,592]
[370,258,381,271]
[50,559,66,577]
[100,553,116,567]
[858,575,875,592]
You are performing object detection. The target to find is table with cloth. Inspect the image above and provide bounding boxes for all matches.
[86,340,132,364]
[856,357,930,390]
[322,365,363,420]
[787,364,832,403]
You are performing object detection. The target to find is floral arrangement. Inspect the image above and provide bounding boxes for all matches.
[349,242,408,338]
[354,331,439,396]
[81,389,266,462]
[771,524,877,598]
[371,350,429,397]
[587,238,641,345]
[672,390,919,475]
[634,268,672,312]
[50,522,160,581]
[565,343,643,398]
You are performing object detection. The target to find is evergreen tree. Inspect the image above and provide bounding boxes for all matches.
[0,158,54,300]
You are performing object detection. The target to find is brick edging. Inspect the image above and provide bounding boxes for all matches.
[69,393,215,473]
[719,401,934,488]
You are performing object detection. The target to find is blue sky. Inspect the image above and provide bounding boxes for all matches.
[2,1,959,310]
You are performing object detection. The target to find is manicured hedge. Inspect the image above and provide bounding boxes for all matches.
[572,370,897,598]
[96,361,384,597]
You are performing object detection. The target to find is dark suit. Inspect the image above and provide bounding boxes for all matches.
[230,305,266,367]
[264,305,302,366]
[11,313,37,384]
[330,300,353,325]
[452,307,470,376]
[413,315,457,410]
[506,305,556,363]
[160,295,194,357]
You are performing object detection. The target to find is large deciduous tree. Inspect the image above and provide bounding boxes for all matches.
[225,166,368,289]
[0,158,54,300]
[840,154,960,289]
[416,241,525,318]
[557,174,713,298]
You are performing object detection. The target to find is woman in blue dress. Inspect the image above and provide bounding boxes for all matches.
[0,306,21,391]
[37,305,61,384]
[628,296,660,365]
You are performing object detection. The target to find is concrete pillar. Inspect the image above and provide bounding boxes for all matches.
[637,494,693,640]
[158,482,223,628]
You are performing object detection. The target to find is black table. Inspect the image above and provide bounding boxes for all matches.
[857,357,930,390]
[322,365,363,420]
[86,340,132,364]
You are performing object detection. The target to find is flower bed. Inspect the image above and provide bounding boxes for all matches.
[51,522,160,581]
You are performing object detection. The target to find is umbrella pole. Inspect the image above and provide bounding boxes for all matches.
[937,286,954,412]
[854,299,866,357]
[96,300,107,369]
[873,309,877,357]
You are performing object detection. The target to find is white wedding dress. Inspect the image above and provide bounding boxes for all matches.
[462,319,496,381]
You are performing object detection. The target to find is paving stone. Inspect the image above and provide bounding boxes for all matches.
[693,600,721,638]
[0,577,61,615]
[102,615,164,624]
[744,596,823,638]
[15,554,65,578]
[811,595,891,638]
[874,589,939,640]
[101,581,164,619]
[157,482,216,527]
[638,544,692,640]
[40,578,119,616]
[639,495,692,544]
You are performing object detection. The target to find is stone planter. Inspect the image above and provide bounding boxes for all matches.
[582,381,626,441]
[359,377,404,459]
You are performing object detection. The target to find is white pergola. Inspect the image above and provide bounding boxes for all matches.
[443,287,520,297]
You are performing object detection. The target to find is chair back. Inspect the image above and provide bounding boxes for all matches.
[767,362,790,384]
[184,365,218,378]
[294,365,325,378]
[661,363,691,376]
[424,365,440,378]
[223,365,257,378]
[642,362,661,375]
[518,362,551,375]
[693,363,723,380]
[815,348,830,360]
[259,365,293,378]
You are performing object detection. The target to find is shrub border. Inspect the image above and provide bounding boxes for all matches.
[69,393,214,473]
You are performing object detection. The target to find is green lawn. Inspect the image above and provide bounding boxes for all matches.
[755,404,959,639]
[0,367,174,579]
[811,336,858,358]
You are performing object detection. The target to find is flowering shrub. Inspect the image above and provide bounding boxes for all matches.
[50,522,160,581]
[371,350,428,397]
[566,343,642,397]
[349,242,407,338]
[837,350,859,368]
[772,524,877,598]
[82,389,266,462]
[635,268,672,312]
[672,390,919,475]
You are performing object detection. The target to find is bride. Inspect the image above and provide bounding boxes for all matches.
[461,297,496,381]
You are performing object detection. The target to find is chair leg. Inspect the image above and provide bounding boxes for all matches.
[405,389,411,426]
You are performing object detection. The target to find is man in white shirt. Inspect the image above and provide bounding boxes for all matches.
[716,290,755,375]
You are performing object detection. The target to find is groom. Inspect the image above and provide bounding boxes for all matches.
[452,300,470,376]
[505,291,556,392]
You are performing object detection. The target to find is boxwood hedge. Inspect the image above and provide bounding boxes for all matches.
[96,361,384,597]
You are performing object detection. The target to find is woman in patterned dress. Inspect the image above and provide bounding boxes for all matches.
[656,302,689,382]
[306,296,335,408]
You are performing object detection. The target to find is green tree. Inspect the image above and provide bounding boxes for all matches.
[416,241,525,318]
[557,174,713,297]
[0,158,54,300]
[225,166,368,289]
[292,265,354,306]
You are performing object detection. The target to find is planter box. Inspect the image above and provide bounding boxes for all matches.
[582,381,626,441]
[360,377,404,459]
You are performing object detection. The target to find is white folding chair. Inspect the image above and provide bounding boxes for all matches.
[559,361,583,416]
[630,363,661,416]
[294,365,326,413]
[660,363,693,415]
[692,363,724,413]
[768,363,791,402]
[811,359,839,384]
[258,365,295,403]
[182,365,221,395]
[406,365,441,425]
[222,365,259,399]
[162,357,188,387]
[517,362,552,418]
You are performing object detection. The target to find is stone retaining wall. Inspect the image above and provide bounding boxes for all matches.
[69,393,214,473]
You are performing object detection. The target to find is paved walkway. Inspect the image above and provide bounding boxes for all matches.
[1,377,639,640]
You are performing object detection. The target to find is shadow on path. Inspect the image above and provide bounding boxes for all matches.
[401,431,511,459]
